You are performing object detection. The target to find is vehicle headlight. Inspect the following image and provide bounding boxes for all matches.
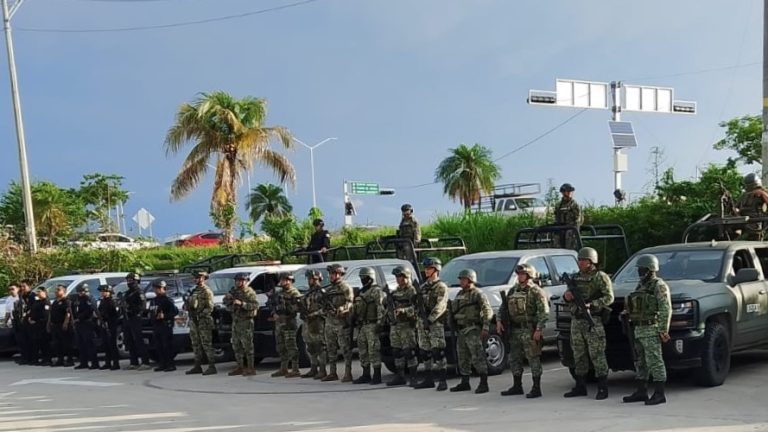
[670,300,697,329]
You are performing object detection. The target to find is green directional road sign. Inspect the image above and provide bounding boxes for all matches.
[350,182,380,195]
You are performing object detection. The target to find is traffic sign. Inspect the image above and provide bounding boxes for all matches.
[350,182,380,195]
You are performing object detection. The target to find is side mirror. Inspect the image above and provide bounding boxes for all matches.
[550,295,560,301]
[733,268,760,285]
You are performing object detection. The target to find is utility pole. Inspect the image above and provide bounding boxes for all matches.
[294,137,338,210]
[762,0,768,185]
[650,146,663,188]
[2,0,36,253]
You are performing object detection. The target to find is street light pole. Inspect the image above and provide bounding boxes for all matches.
[294,137,338,209]
[2,0,36,253]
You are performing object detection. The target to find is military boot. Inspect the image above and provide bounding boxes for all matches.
[563,376,587,397]
[407,367,419,388]
[436,369,448,392]
[185,364,203,375]
[353,366,371,384]
[370,367,382,385]
[500,374,523,396]
[413,371,435,389]
[285,364,301,378]
[340,364,353,383]
[228,366,244,376]
[387,370,407,387]
[474,374,489,394]
[526,376,542,399]
[271,368,287,377]
[595,376,609,400]
[314,364,328,380]
[321,365,339,381]
[623,381,648,403]
[450,375,471,392]
[242,357,256,376]
[645,382,667,406]
[302,365,318,378]
[202,364,217,376]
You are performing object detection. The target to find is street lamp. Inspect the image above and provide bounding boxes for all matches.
[294,137,338,209]
[2,0,36,252]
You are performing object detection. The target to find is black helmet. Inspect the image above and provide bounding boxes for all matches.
[76,284,89,293]
[234,272,250,281]
[401,203,413,213]
[125,272,140,281]
[97,284,113,293]
[327,264,346,275]
[559,183,575,193]
[152,279,167,289]
[305,269,323,280]
[313,218,324,227]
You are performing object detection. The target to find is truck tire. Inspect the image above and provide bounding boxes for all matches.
[695,321,731,387]
[484,330,508,376]
[384,358,397,374]
[115,326,129,359]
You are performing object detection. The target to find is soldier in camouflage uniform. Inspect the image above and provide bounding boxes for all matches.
[224,273,259,377]
[271,273,302,378]
[300,269,328,379]
[184,271,217,376]
[736,173,768,240]
[554,183,583,250]
[413,257,450,391]
[622,254,672,406]
[352,267,385,384]
[449,269,493,394]
[563,247,614,400]
[387,266,419,387]
[497,263,549,398]
[397,204,421,263]
[321,264,354,382]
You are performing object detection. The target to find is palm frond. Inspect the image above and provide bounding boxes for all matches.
[170,155,209,201]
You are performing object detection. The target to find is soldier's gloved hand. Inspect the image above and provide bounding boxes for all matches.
[234,299,242,306]
[533,329,543,341]
[495,321,504,335]
[659,332,671,343]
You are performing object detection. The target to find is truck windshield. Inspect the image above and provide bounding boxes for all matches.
[614,250,724,283]
[206,274,236,296]
[441,257,518,287]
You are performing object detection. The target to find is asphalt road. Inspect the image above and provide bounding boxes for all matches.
[1,349,767,432]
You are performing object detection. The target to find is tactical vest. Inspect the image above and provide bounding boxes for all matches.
[393,285,416,323]
[422,281,447,322]
[627,284,659,324]
[303,286,325,317]
[354,285,380,323]
[453,289,481,328]
[508,289,531,325]
[233,288,257,319]
[399,219,417,240]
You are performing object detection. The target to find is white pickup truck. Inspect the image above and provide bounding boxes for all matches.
[70,233,159,251]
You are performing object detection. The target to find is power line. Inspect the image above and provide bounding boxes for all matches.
[16,0,320,33]
[626,61,760,82]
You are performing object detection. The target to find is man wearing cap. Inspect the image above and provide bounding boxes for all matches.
[450,269,493,394]
[149,280,179,372]
[13,280,34,365]
[300,269,328,379]
[387,266,419,387]
[122,273,151,370]
[554,183,583,249]
[397,204,421,263]
[224,273,258,376]
[72,284,99,369]
[48,285,73,367]
[306,219,331,264]
[271,273,302,378]
[413,257,450,391]
[185,271,217,375]
[321,264,354,382]
[97,285,121,370]
[29,287,51,366]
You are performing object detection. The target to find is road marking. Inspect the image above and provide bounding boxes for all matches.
[10,377,122,387]
[0,412,185,431]
[284,424,464,432]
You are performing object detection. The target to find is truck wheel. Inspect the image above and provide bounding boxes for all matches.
[296,328,310,368]
[484,331,508,376]
[384,358,397,374]
[695,321,730,387]
[115,326,129,359]
[214,346,234,363]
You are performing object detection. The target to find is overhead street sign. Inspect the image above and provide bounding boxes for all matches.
[350,182,380,195]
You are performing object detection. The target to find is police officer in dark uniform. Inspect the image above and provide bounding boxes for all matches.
[29,287,51,366]
[13,280,34,365]
[97,285,121,370]
[306,218,331,263]
[148,280,178,372]
[122,272,151,370]
[73,285,99,369]
[48,285,74,367]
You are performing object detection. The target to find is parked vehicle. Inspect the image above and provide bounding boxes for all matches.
[177,232,223,247]
[555,240,768,387]
[37,273,128,301]
[70,233,160,250]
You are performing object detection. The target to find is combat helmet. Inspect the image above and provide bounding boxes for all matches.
[744,173,762,189]
[635,254,659,272]
[458,269,477,283]
[327,264,346,275]
[423,257,442,271]
[391,266,412,279]
[305,269,323,281]
[560,183,575,193]
[359,267,376,282]
[577,247,598,265]
[515,263,538,280]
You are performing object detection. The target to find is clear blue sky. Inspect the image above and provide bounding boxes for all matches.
[0,0,761,239]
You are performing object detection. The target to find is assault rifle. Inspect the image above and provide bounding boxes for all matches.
[620,310,637,363]
[446,299,460,374]
[498,290,511,332]
[383,286,397,324]
[561,272,596,331]
[415,282,431,331]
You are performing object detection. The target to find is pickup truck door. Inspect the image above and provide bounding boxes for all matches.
[731,248,768,346]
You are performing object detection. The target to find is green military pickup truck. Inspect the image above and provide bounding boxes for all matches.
[556,240,768,386]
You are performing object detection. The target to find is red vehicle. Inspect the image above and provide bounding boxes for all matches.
[177,232,223,247]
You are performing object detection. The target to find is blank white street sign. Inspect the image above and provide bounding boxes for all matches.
[132,208,155,231]
[623,84,674,113]
[556,79,608,109]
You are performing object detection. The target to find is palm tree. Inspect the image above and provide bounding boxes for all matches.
[164,91,296,244]
[246,183,293,222]
[434,143,501,211]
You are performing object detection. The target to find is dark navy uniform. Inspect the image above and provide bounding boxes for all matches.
[48,296,73,366]
[13,290,34,364]
[149,293,178,371]
[307,229,331,263]
[28,292,51,365]
[123,282,150,367]
[97,290,121,370]
[72,291,99,369]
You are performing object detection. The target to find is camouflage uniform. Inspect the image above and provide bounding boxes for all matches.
[499,278,549,378]
[185,282,216,375]
[353,282,385,369]
[274,283,302,376]
[301,281,328,378]
[415,279,449,383]
[737,185,768,240]
[452,286,492,377]
[554,196,582,249]
[224,282,259,375]
[397,210,421,263]
[388,280,419,386]
[323,279,354,380]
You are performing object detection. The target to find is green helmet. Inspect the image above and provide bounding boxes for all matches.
[635,254,659,272]
[458,269,477,283]
[744,173,762,188]
[359,267,376,281]
[192,270,209,279]
[391,266,411,279]
[577,247,598,265]
[560,183,575,193]
[305,269,323,280]
[327,264,346,275]
[515,263,537,279]
[278,272,295,282]
[423,257,442,271]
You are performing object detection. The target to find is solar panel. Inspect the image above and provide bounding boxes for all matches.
[608,121,637,148]
[608,121,634,134]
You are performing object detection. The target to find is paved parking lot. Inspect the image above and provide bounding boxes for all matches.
[1,349,768,432]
